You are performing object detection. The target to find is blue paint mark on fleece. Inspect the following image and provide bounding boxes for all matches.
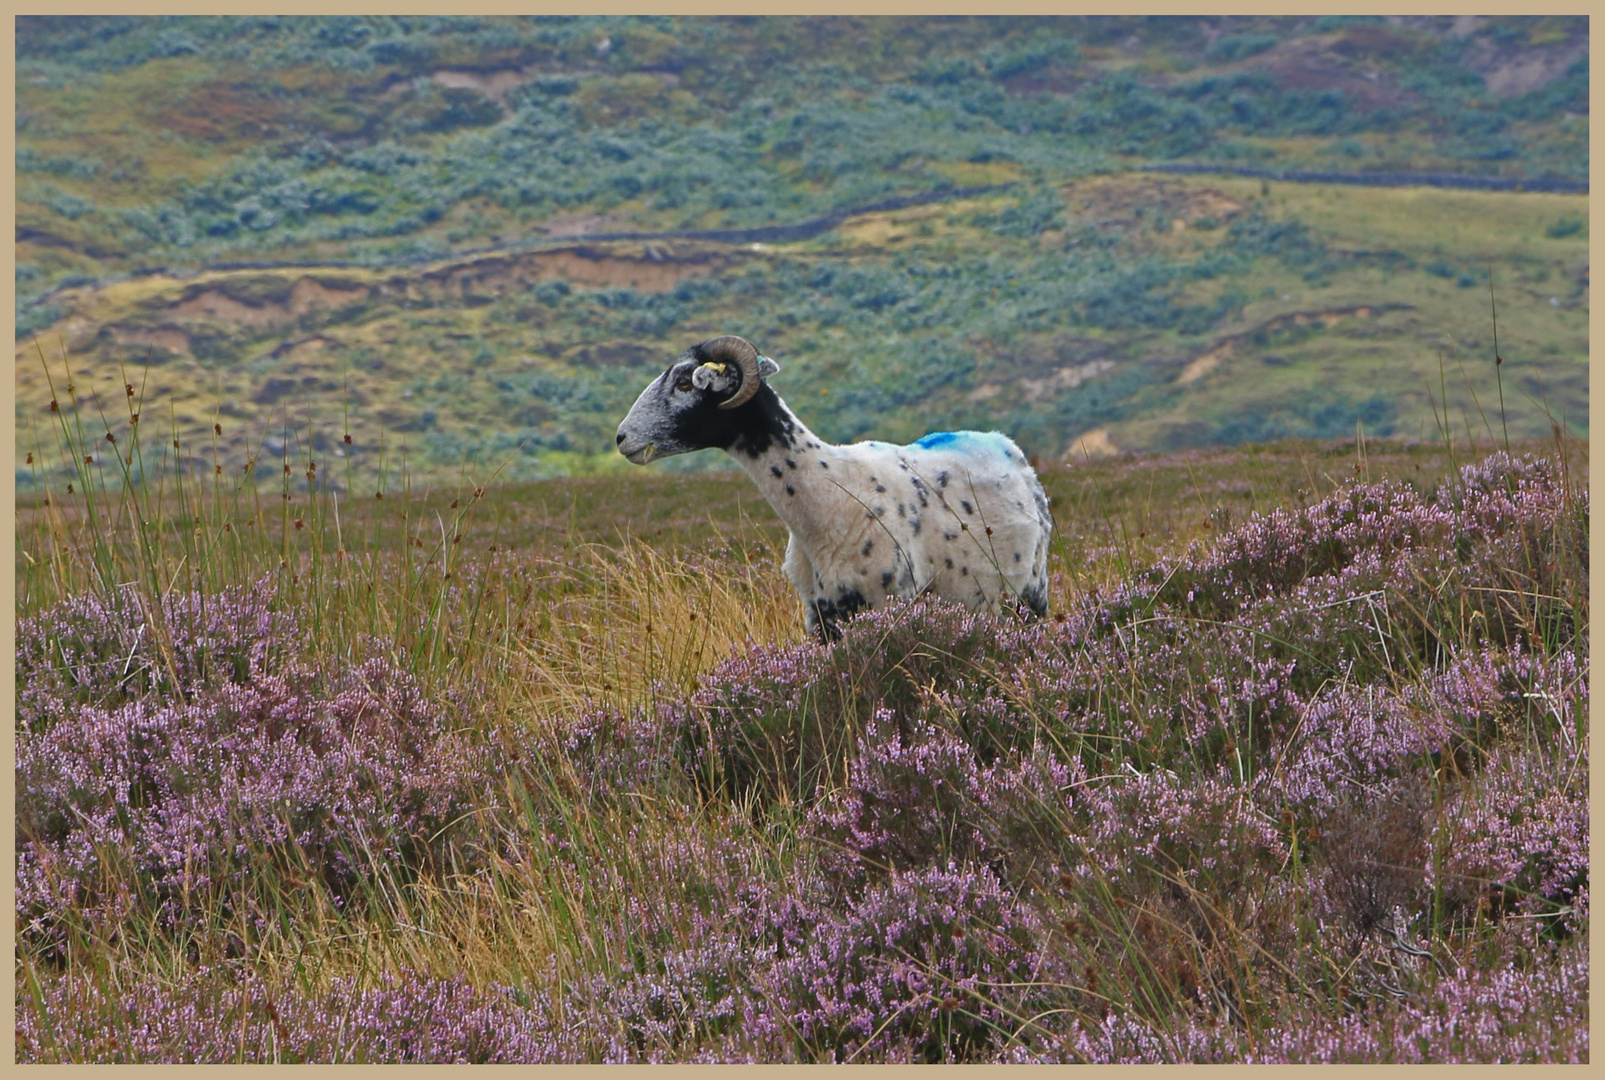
[912,430,1017,458]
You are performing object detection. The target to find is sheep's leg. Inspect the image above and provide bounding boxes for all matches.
[783,532,825,638]
[782,532,814,598]
[808,590,866,642]
[807,600,836,642]
[1020,575,1049,619]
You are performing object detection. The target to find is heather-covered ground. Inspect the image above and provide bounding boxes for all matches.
[14,419,1588,1060]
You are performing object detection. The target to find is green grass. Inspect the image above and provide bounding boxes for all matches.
[16,174,1588,490]
[15,17,1589,484]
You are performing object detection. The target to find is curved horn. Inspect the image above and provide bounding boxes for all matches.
[703,335,763,410]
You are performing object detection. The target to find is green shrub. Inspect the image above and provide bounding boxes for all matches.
[1205,32,1279,63]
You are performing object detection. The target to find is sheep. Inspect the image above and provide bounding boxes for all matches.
[616,335,1053,640]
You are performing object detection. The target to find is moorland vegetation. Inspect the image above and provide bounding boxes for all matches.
[13,16,1589,1063]
[14,364,1589,1059]
[16,16,1589,483]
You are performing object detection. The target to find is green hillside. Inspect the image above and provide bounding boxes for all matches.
[15,16,1589,487]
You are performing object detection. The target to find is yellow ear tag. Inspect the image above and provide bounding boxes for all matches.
[704,362,727,373]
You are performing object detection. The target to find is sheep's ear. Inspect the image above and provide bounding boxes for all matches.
[757,356,780,379]
[692,363,739,394]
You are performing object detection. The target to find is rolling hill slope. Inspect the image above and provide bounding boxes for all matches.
[15,16,1588,488]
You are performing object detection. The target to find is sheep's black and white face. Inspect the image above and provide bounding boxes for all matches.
[616,344,781,463]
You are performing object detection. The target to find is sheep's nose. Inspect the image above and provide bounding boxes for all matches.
[616,432,625,445]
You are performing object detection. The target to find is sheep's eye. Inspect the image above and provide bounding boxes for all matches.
[675,377,694,392]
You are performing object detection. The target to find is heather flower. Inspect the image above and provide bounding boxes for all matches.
[17,966,572,1063]
[17,578,295,729]
[803,707,1071,883]
[1441,740,1589,924]
[17,648,495,943]
[1248,941,1590,1063]
[759,863,1052,1062]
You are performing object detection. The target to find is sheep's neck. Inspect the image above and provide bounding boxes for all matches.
[725,394,839,538]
